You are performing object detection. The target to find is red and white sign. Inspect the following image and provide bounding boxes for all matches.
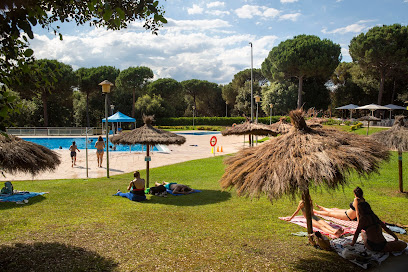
[210,136,217,147]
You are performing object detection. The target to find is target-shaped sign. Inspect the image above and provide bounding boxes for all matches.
[210,136,217,147]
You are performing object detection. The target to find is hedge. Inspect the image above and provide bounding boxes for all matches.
[155,116,285,126]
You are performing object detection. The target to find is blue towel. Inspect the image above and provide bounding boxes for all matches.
[386,225,407,234]
[166,189,201,196]
[0,192,46,202]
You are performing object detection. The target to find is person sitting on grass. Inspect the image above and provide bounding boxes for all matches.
[313,187,365,221]
[284,199,344,238]
[155,182,195,195]
[114,171,146,202]
[347,201,407,252]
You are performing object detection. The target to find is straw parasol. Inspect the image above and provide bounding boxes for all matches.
[222,120,278,146]
[371,116,408,192]
[358,115,381,136]
[220,109,389,236]
[269,117,292,135]
[110,115,186,187]
[0,134,61,176]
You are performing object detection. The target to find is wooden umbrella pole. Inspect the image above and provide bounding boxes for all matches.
[398,150,403,193]
[302,189,313,236]
[146,144,150,188]
[366,121,370,136]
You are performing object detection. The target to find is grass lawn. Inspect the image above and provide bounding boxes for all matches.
[1,152,407,271]
[324,124,388,135]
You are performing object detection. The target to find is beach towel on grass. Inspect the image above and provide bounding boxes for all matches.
[330,233,408,269]
[279,216,355,238]
[166,189,201,196]
[0,192,47,203]
[317,214,359,229]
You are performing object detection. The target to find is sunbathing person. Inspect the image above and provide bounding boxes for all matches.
[348,201,406,252]
[313,187,365,221]
[285,199,344,238]
[155,182,194,194]
[114,171,146,202]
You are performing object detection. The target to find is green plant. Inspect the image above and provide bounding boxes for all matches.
[350,122,363,131]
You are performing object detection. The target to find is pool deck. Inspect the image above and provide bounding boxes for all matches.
[5,131,249,181]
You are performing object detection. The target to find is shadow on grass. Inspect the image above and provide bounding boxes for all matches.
[0,195,46,211]
[0,242,118,272]
[146,189,231,206]
[291,250,360,272]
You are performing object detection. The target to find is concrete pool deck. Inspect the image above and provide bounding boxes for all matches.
[5,131,249,181]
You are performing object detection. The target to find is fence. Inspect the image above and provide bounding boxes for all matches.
[6,127,101,136]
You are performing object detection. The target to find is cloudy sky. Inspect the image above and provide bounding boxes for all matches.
[30,0,408,84]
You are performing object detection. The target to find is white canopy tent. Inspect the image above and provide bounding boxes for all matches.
[355,104,391,117]
[335,104,360,119]
[383,104,407,119]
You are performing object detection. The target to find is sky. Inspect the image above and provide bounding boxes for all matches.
[30,0,408,85]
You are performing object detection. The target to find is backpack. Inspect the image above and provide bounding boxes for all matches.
[1,181,14,195]
[149,185,167,195]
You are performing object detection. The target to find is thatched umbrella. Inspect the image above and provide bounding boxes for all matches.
[220,109,389,237]
[269,117,292,135]
[358,115,381,135]
[371,116,408,192]
[0,134,61,176]
[222,121,278,145]
[110,116,186,187]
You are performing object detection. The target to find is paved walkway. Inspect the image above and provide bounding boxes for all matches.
[5,132,248,181]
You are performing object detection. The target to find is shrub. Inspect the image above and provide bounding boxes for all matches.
[155,116,285,126]
[350,123,363,131]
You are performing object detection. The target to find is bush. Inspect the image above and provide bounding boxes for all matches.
[155,116,285,126]
[323,119,342,125]
[350,123,363,131]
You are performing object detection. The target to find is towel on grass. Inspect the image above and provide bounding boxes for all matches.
[0,192,47,203]
[317,214,359,229]
[279,216,355,239]
[166,189,201,196]
[330,233,408,269]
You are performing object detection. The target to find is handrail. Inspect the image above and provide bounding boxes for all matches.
[5,127,100,136]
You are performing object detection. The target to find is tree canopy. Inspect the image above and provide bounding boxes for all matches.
[349,24,408,105]
[261,35,341,108]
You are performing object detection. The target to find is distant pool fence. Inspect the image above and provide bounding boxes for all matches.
[6,127,103,136]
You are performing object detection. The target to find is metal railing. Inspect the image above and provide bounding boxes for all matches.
[6,127,100,136]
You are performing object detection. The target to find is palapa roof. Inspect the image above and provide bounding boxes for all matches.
[371,116,408,151]
[220,109,390,201]
[110,115,186,146]
[358,115,381,121]
[0,134,61,176]
[222,121,278,136]
[269,117,292,135]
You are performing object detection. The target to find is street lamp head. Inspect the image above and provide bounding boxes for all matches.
[110,104,115,110]
[269,103,273,108]
[192,105,196,110]
[99,80,114,93]
[254,95,261,103]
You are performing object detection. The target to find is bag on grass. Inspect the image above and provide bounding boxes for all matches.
[312,231,331,251]
[149,185,166,195]
[1,181,14,195]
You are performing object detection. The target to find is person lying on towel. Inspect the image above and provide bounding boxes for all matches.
[155,182,195,195]
[313,187,365,221]
[347,202,407,252]
[284,199,344,238]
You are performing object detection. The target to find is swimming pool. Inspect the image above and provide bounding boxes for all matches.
[22,137,163,152]
[176,131,220,135]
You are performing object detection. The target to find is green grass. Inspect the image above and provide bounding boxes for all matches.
[1,152,407,271]
[324,124,388,135]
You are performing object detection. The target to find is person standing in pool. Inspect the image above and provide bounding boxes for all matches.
[69,141,80,167]
[94,136,105,168]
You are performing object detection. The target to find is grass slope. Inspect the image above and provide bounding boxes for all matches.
[0,152,407,271]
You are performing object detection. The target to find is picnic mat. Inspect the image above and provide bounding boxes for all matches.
[279,216,355,238]
[0,192,47,203]
[166,189,201,196]
[330,233,408,269]
[317,214,359,229]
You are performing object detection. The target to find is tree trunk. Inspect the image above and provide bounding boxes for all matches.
[377,70,385,105]
[42,90,48,127]
[302,189,313,236]
[86,92,90,128]
[132,88,135,118]
[297,76,303,109]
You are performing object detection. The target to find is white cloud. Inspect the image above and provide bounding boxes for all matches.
[207,1,225,8]
[322,21,373,34]
[279,13,301,21]
[187,4,203,15]
[235,5,280,19]
[207,10,230,16]
[280,0,298,3]
[30,19,277,84]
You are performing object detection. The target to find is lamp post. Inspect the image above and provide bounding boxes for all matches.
[249,42,254,146]
[225,101,228,117]
[269,104,273,125]
[99,80,113,178]
[192,105,195,130]
[254,95,261,145]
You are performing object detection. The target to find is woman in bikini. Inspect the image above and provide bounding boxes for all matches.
[94,136,105,168]
[348,201,406,252]
[285,199,344,238]
[114,171,146,202]
[313,187,365,221]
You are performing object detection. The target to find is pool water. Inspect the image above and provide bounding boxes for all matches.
[22,137,162,152]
